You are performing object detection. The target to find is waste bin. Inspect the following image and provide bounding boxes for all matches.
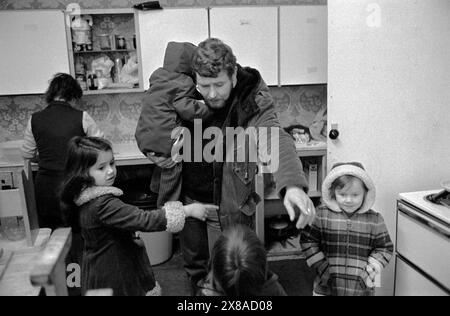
[120,180,173,266]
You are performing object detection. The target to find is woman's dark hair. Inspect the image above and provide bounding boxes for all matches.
[191,38,237,78]
[211,224,267,296]
[60,136,112,228]
[45,73,82,104]
[330,175,368,200]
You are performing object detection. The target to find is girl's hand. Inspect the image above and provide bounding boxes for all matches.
[364,264,379,288]
[184,203,219,221]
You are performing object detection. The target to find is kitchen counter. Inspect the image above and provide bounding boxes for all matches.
[111,143,151,166]
[0,141,152,169]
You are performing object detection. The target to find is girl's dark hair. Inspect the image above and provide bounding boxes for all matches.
[45,73,82,104]
[211,225,267,296]
[330,175,368,199]
[60,136,112,228]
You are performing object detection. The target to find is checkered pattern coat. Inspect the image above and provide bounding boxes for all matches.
[300,162,393,296]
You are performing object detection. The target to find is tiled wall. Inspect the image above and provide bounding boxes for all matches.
[0,0,327,144]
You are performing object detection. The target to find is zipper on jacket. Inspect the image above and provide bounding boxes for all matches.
[345,218,351,296]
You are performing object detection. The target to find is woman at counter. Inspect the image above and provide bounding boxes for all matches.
[21,73,103,230]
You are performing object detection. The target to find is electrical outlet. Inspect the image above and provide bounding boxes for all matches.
[0,172,13,189]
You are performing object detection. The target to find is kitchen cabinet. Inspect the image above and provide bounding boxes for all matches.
[255,145,327,249]
[65,9,143,94]
[137,8,208,91]
[0,160,39,248]
[0,10,69,95]
[209,7,278,86]
[280,6,327,85]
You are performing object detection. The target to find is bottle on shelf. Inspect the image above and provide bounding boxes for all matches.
[113,57,123,83]
[75,59,87,90]
[88,72,98,90]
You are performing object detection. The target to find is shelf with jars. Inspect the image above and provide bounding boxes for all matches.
[65,9,143,94]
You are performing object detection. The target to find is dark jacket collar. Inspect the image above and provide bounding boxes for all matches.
[231,65,264,126]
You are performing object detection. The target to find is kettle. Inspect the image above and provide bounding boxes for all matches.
[71,15,93,51]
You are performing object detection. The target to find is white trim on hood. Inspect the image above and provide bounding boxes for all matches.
[322,164,376,214]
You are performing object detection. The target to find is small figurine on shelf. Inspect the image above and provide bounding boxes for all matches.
[71,15,93,52]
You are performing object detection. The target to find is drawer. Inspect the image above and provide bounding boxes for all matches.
[395,257,448,296]
[0,189,22,217]
[397,202,450,290]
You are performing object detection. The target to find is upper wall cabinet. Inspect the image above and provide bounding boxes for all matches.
[65,9,143,94]
[209,7,278,86]
[0,10,69,95]
[137,8,209,90]
[280,6,327,85]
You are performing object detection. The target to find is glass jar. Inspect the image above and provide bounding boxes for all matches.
[98,34,111,50]
[116,35,126,50]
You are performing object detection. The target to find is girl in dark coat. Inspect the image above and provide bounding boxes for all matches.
[61,136,217,296]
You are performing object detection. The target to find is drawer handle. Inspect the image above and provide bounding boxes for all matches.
[398,203,450,239]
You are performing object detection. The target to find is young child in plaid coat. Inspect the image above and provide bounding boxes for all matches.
[300,162,393,296]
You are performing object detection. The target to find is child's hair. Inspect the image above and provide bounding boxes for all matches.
[210,224,267,296]
[45,73,83,104]
[330,175,368,200]
[60,136,112,218]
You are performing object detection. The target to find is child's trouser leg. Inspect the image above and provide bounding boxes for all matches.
[157,163,182,208]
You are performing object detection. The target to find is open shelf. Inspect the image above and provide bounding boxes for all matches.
[65,9,143,94]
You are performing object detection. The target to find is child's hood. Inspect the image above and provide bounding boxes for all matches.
[162,41,197,75]
[322,162,376,214]
[75,186,123,206]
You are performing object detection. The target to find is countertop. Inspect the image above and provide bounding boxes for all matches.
[0,141,151,168]
[398,190,450,225]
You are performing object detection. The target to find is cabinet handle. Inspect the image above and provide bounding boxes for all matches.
[398,203,450,239]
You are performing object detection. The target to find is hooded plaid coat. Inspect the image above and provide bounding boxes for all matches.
[300,162,393,296]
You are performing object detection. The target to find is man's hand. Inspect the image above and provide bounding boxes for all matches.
[146,152,177,169]
[283,186,316,229]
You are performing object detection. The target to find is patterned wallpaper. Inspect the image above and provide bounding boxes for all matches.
[0,0,327,144]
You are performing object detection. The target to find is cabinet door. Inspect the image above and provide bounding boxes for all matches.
[137,8,208,90]
[0,10,69,95]
[210,7,278,86]
[280,6,327,85]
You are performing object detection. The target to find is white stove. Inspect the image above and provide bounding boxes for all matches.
[395,190,450,296]
[399,190,450,225]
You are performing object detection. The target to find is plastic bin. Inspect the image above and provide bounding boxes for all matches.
[120,181,173,266]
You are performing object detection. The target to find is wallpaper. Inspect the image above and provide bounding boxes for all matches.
[0,0,327,144]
